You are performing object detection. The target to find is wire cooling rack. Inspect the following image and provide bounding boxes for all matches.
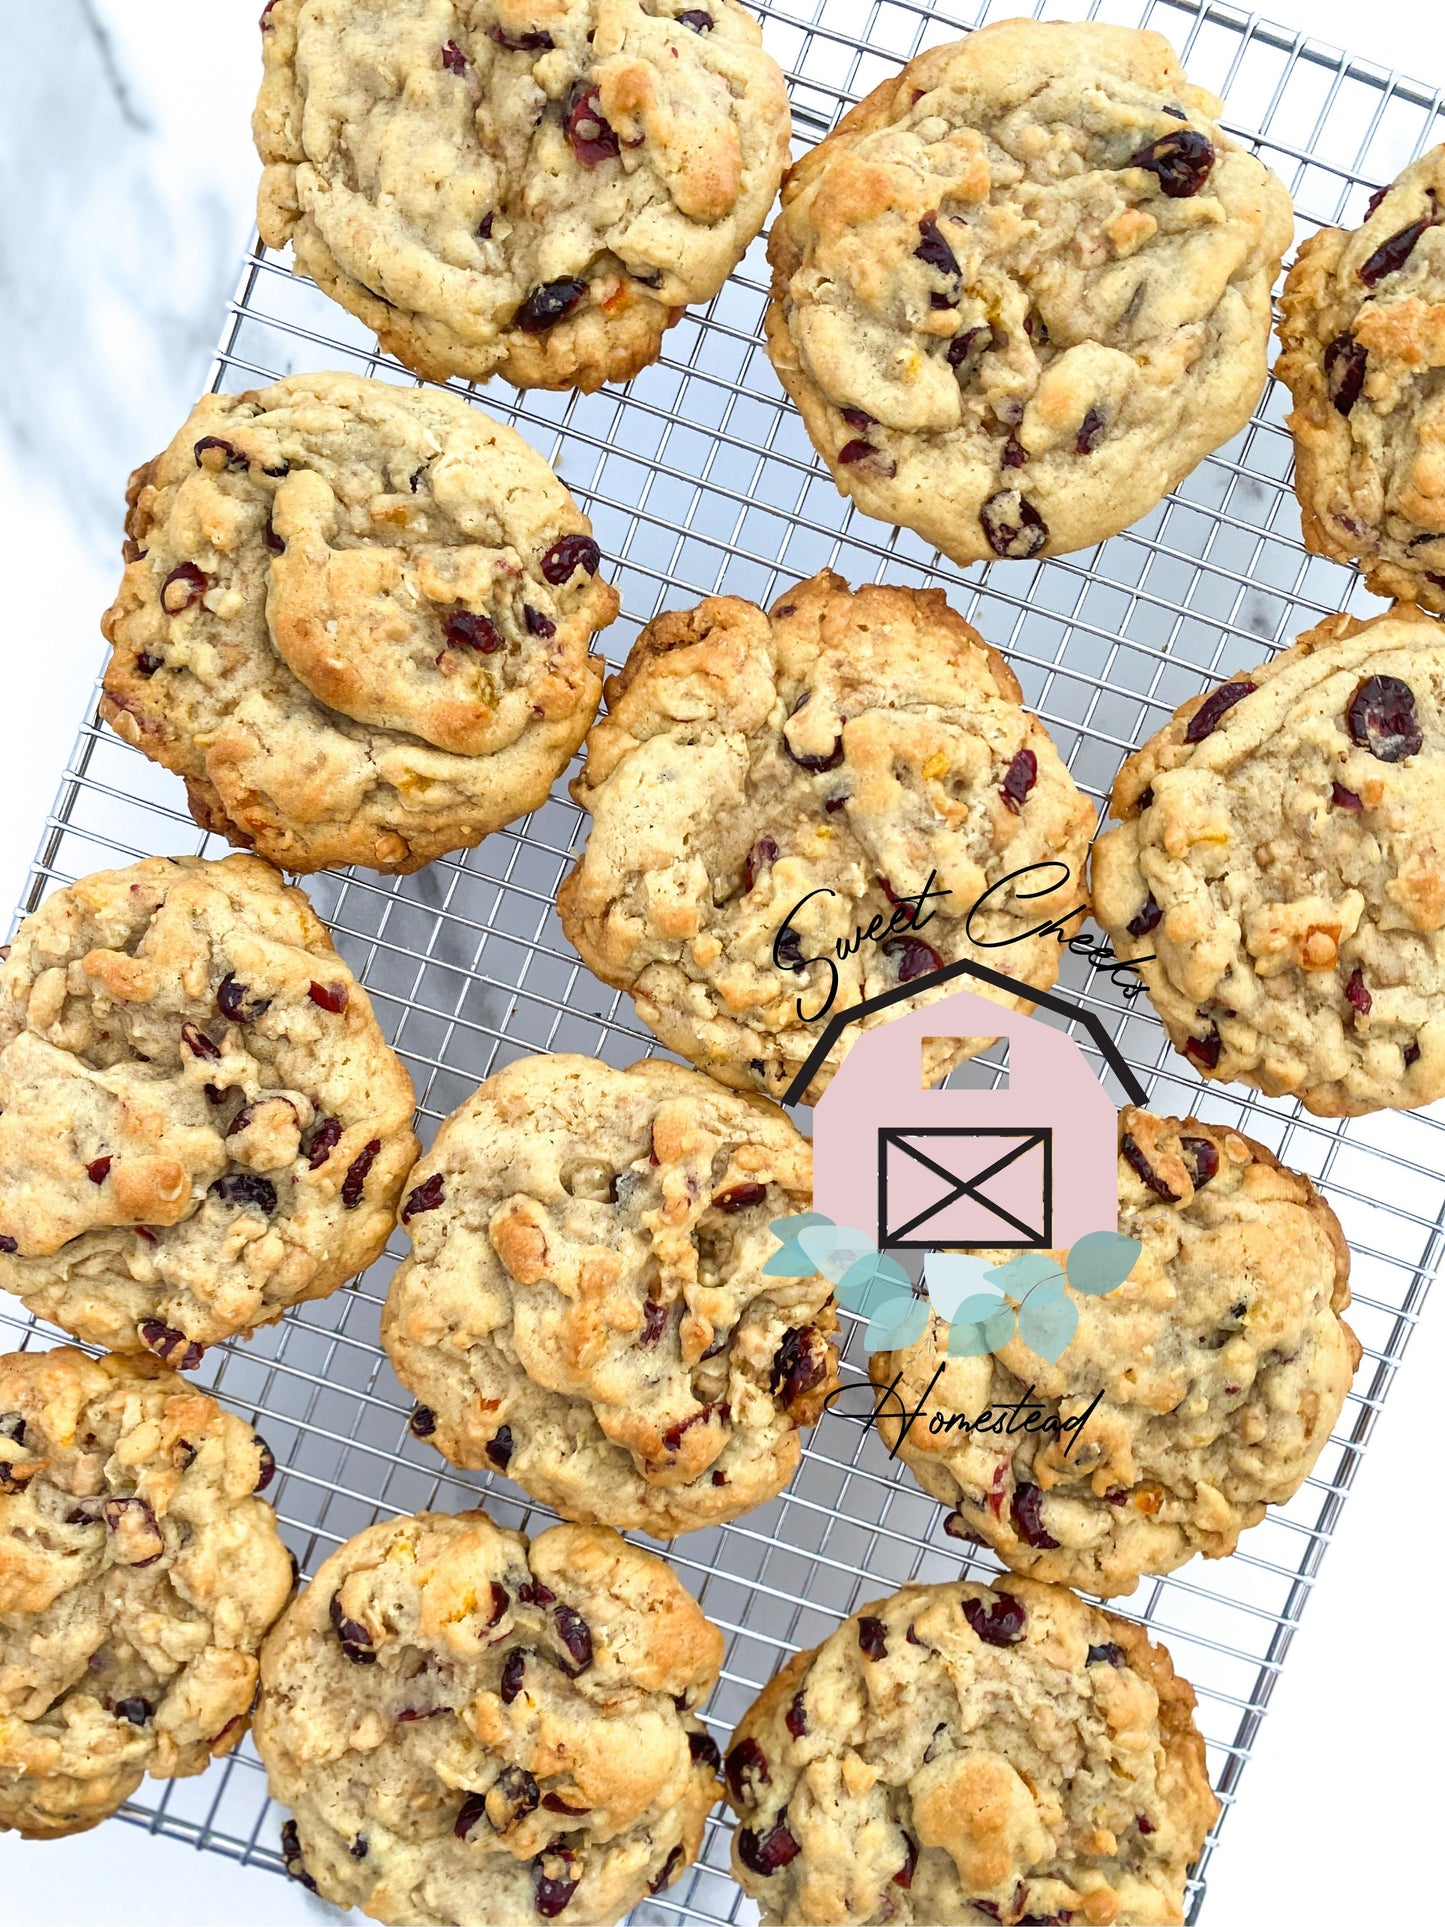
[7,0,1445,1919]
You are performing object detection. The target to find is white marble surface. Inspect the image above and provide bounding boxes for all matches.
[2,1,1444,1921]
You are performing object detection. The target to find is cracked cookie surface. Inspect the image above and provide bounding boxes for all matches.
[0,1346,292,1838]
[558,570,1096,1104]
[255,0,790,391]
[766,18,1292,566]
[0,855,418,1354]
[102,373,617,874]
[382,1052,836,1535]
[1279,145,1445,611]
[870,1109,1358,1597]
[253,1508,724,1926]
[724,1574,1217,1926]
[1093,602,1445,1113]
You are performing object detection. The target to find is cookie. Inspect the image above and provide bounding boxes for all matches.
[558,570,1096,1104]
[765,18,1292,567]
[101,373,617,874]
[869,1108,1358,1597]
[0,855,418,1355]
[253,1509,724,1926]
[724,1574,1217,1926]
[0,1346,293,1838]
[254,0,790,392]
[1279,146,1445,611]
[382,1052,836,1535]
[1093,602,1445,1113]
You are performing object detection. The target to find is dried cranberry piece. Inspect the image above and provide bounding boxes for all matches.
[1331,781,1363,811]
[771,1325,829,1409]
[535,1846,580,1918]
[1087,1642,1126,1667]
[725,1736,770,1804]
[260,2,279,28]
[1128,128,1214,197]
[1184,1022,1222,1071]
[1137,1812,1156,1835]
[1347,674,1422,761]
[1120,1130,1176,1200]
[217,973,272,1023]
[194,435,246,470]
[1075,406,1107,454]
[329,1590,377,1664]
[541,534,601,584]
[455,1792,487,1839]
[566,85,621,166]
[1183,679,1255,743]
[517,278,588,333]
[785,1691,807,1738]
[181,1021,221,1062]
[485,1582,510,1626]
[774,928,805,971]
[443,610,503,653]
[962,1591,1027,1646]
[161,563,209,613]
[914,213,960,279]
[894,1832,918,1888]
[308,980,349,1013]
[101,1496,165,1566]
[639,1298,669,1345]
[263,516,285,555]
[342,1138,382,1209]
[542,1792,590,1816]
[524,605,556,638]
[112,1696,153,1725]
[836,438,896,476]
[737,1816,801,1876]
[689,1729,722,1771]
[649,1844,686,1895]
[500,1650,527,1703]
[1136,786,1154,810]
[824,793,848,813]
[402,1173,446,1221]
[1406,1040,1422,1065]
[1180,1136,1219,1188]
[1001,434,1028,470]
[307,1117,342,1169]
[1346,966,1372,1015]
[350,1836,369,1857]
[135,653,164,677]
[999,746,1037,814]
[489,24,555,51]
[1359,215,1432,286]
[1012,1483,1059,1549]
[441,39,467,73]
[408,1404,437,1438]
[281,1820,317,1890]
[1127,895,1162,937]
[857,1615,888,1660]
[840,406,876,428]
[486,1425,514,1471]
[714,1182,766,1213]
[488,1764,541,1832]
[1365,184,1390,218]
[210,1173,278,1214]
[744,835,778,892]
[677,9,713,28]
[1323,333,1368,415]
[254,1438,276,1490]
[947,324,991,371]
[980,490,1048,559]
[478,211,495,238]
[882,934,944,981]
[139,1321,205,1372]
[554,1604,593,1675]
[784,731,844,773]
[0,1237,16,1254]
[86,1155,112,1184]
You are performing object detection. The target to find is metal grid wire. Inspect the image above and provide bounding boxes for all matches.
[7,0,1445,1918]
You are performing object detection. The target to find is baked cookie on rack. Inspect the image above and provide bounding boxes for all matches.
[724,1574,1218,1926]
[1093,602,1445,1113]
[557,570,1096,1104]
[0,854,418,1356]
[101,373,617,874]
[1279,145,1445,609]
[869,1107,1359,1597]
[765,17,1293,566]
[382,1052,837,1536]
[0,1346,293,1838]
[253,1508,724,1926]
[254,0,791,392]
